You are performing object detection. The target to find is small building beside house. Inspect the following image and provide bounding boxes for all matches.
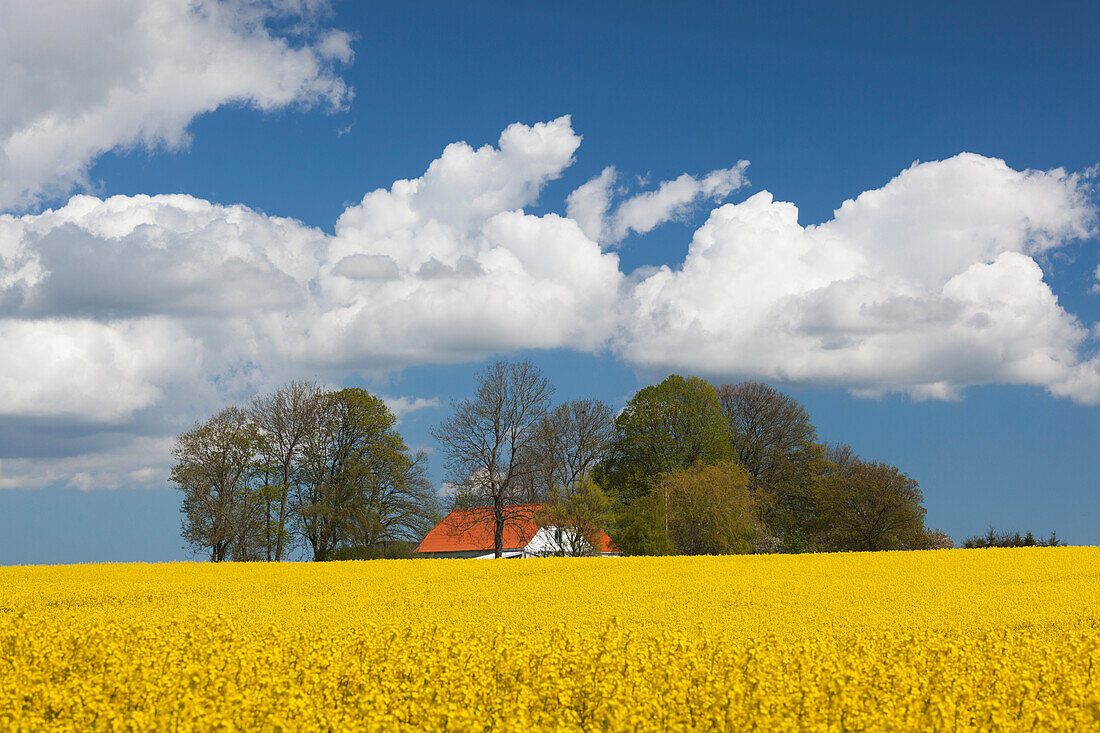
[416,505,620,558]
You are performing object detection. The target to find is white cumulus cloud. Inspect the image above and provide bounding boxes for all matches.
[380,396,442,423]
[566,162,750,244]
[0,0,352,211]
[0,117,623,428]
[0,116,1098,493]
[616,154,1098,401]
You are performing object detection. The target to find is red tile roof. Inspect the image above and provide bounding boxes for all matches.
[417,504,620,555]
[417,505,542,554]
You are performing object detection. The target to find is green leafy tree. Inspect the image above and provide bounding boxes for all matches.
[613,493,675,556]
[171,407,261,562]
[535,476,613,557]
[815,458,927,551]
[175,384,436,562]
[297,388,439,561]
[659,460,758,555]
[339,446,437,553]
[601,375,732,506]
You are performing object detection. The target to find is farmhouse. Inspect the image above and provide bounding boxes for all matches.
[417,505,620,558]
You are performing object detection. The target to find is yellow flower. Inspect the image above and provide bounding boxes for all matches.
[1,548,1098,730]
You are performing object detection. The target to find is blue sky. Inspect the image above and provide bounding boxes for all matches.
[1,0,1098,563]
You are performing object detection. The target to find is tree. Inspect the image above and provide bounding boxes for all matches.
[716,382,827,544]
[659,461,758,555]
[171,407,260,562]
[815,458,927,551]
[962,527,1063,548]
[432,360,554,558]
[175,383,437,562]
[824,442,857,471]
[250,380,323,561]
[338,442,438,553]
[915,527,955,550]
[522,399,616,503]
[600,375,732,506]
[613,492,675,556]
[286,387,439,561]
[535,476,613,557]
[294,388,415,561]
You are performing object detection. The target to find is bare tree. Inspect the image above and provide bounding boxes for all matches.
[825,442,857,472]
[250,380,323,561]
[171,407,259,562]
[432,360,554,558]
[523,398,615,502]
[717,382,819,486]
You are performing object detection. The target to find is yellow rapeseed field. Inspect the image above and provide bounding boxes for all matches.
[2,548,1099,731]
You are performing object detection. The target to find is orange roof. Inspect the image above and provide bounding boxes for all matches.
[417,505,620,555]
[417,505,542,554]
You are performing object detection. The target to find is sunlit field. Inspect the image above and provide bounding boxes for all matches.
[2,548,1099,731]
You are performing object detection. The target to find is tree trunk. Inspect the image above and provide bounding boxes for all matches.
[310,526,323,562]
[264,471,272,562]
[275,461,291,561]
[494,497,504,559]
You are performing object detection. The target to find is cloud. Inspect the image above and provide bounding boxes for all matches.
[1,117,1098,493]
[380,396,442,422]
[616,155,1099,401]
[0,116,623,425]
[0,0,352,211]
[332,254,400,281]
[0,193,324,319]
[0,434,176,491]
[0,317,204,421]
[566,162,750,244]
[565,166,617,242]
[314,116,622,366]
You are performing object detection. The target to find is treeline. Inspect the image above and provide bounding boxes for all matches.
[171,382,438,561]
[962,528,1063,549]
[600,375,954,554]
[174,360,1064,561]
[432,361,955,558]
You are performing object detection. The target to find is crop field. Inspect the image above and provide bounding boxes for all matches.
[2,548,1099,731]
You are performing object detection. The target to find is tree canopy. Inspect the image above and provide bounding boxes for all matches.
[814,458,926,551]
[600,375,732,505]
[173,384,436,561]
[172,368,976,560]
[717,382,828,546]
[432,360,554,558]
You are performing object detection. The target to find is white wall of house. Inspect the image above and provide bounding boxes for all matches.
[473,550,524,559]
[522,527,619,557]
[523,526,575,556]
[421,548,525,559]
